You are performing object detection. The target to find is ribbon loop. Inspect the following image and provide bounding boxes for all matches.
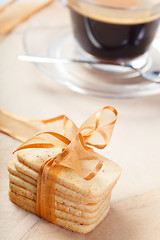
[80,106,118,150]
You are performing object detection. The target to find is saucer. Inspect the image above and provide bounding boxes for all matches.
[23,25,160,98]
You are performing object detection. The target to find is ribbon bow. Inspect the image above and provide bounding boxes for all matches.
[13,106,118,180]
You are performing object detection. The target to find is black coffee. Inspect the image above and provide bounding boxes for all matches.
[69,8,160,61]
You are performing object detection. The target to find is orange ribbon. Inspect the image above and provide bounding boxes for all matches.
[5,106,118,223]
[13,106,118,180]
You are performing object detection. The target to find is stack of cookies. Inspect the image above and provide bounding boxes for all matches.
[8,148,121,233]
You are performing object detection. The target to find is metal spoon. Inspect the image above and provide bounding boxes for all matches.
[124,62,160,83]
[18,55,160,83]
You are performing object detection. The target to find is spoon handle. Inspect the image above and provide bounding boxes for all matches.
[18,55,109,65]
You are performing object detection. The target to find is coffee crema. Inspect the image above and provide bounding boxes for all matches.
[92,0,160,8]
[68,0,160,61]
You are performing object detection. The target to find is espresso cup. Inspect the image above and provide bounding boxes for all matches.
[60,0,160,63]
